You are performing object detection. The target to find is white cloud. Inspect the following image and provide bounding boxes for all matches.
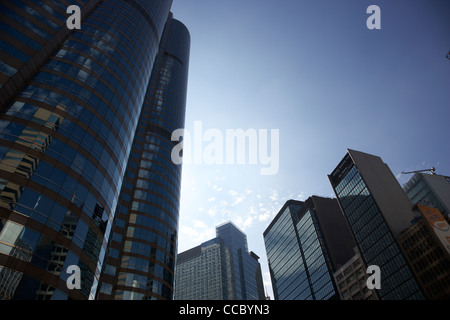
[228,189,247,206]
[207,208,216,217]
[232,195,245,206]
[208,197,216,202]
[180,222,215,248]
[262,271,274,299]
[180,225,197,237]
[293,191,308,201]
[193,220,208,229]
[258,210,271,222]
[269,189,278,201]
[229,190,238,197]
[219,200,228,206]
[235,215,255,230]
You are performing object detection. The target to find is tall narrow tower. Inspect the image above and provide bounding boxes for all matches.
[97,13,190,300]
[0,0,189,300]
[328,149,425,300]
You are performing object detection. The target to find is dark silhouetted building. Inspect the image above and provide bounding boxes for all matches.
[328,149,425,300]
[263,196,356,300]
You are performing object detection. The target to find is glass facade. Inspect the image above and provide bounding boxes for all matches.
[174,222,265,300]
[404,173,450,217]
[263,200,337,300]
[329,152,425,300]
[97,14,190,300]
[0,0,77,89]
[0,0,189,300]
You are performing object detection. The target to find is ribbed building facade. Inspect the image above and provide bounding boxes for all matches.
[0,0,189,300]
[263,197,356,300]
[97,14,190,300]
[328,149,425,300]
[175,222,265,300]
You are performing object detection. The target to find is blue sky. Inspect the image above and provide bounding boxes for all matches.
[171,0,450,298]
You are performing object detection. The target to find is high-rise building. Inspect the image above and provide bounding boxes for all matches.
[263,196,356,300]
[174,221,265,300]
[403,172,450,219]
[97,13,190,300]
[0,0,189,300]
[328,149,425,300]
[398,205,450,300]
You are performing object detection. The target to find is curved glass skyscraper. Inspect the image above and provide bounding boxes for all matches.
[0,0,189,300]
[97,14,190,300]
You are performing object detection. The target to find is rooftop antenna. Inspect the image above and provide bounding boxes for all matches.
[401,167,436,175]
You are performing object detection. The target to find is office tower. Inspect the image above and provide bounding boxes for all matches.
[263,196,356,300]
[0,0,189,300]
[398,205,450,300]
[328,149,425,300]
[403,172,450,219]
[97,13,190,300]
[174,221,265,300]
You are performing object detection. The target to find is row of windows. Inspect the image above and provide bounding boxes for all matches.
[91,4,156,65]
[359,226,393,260]
[354,209,385,245]
[15,83,129,160]
[333,169,423,300]
[135,177,180,209]
[0,0,67,85]
[37,62,134,136]
[1,0,177,301]
[265,210,297,265]
[3,101,123,191]
[0,6,42,48]
[14,0,66,30]
[0,126,114,218]
[268,232,298,276]
[138,153,182,192]
[349,198,377,232]
[335,165,358,194]
[57,39,140,114]
[126,226,175,255]
[0,8,51,41]
[275,255,305,295]
[264,205,301,244]
[281,275,311,300]
[380,265,420,299]
[131,200,178,232]
[0,220,98,298]
[134,187,178,214]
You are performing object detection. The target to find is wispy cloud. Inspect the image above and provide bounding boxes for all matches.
[180,220,215,247]
[269,189,278,201]
[295,191,308,201]
[229,189,248,207]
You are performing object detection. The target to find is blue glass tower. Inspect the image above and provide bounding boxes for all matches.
[97,13,190,300]
[0,0,189,300]
[263,197,356,300]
